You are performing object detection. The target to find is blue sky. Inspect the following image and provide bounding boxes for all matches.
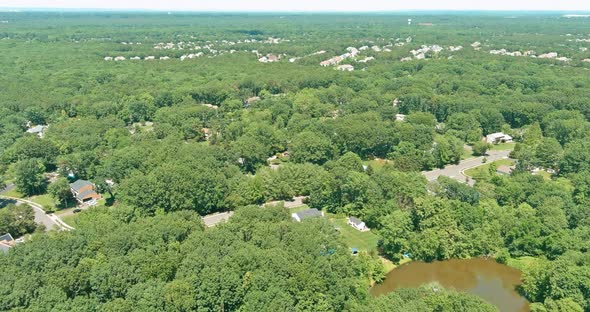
[2,0,590,11]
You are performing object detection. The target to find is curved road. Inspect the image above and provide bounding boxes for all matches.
[0,194,74,231]
[423,150,511,184]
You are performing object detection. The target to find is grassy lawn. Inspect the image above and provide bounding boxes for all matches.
[461,147,475,160]
[60,213,81,227]
[507,256,542,271]
[330,217,379,253]
[464,159,515,179]
[2,188,23,198]
[28,194,55,211]
[285,204,309,213]
[534,170,553,181]
[366,159,390,171]
[490,142,516,151]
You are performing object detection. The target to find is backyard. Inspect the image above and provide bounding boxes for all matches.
[330,217,379,254]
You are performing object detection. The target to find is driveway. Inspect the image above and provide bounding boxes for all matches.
[263,196,308,209]
[423,150,511,185]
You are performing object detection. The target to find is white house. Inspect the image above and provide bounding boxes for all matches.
[291,208,324,222]
[337,64,354,71]
[486,132,513,144]
[396,114,406,122]
[26,125,48,138]
[348,217,369,232]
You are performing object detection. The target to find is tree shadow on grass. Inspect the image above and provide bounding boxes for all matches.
[0,198,17,209]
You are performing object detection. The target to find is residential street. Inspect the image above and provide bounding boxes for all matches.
[202,211,234,227]
[0,195,73,231]
[423,150,511,184]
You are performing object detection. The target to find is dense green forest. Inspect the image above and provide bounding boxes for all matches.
[1,12,590,311]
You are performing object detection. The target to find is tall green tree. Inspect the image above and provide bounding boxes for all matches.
[14,158,46,196]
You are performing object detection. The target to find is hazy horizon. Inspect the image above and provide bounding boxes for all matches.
[2,0,590,12]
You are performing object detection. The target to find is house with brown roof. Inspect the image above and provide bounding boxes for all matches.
[0,233,15,254]
[70,180,101,205]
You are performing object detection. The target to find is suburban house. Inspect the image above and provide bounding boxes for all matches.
[292,208,324,222]
[486,132,513,144]
[0,233,15,254]
[70,180,101,205]
[347,216,370,232]
[336,64,354,71]
[496,165,515,175]
[245,96,261,105]
[26,125,48,138]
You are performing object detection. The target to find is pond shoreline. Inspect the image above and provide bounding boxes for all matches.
[370,258,529,312]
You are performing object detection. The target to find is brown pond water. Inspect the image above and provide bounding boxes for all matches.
[370,259,529,312]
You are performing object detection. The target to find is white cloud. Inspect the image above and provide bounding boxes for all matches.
[2,0,590,11]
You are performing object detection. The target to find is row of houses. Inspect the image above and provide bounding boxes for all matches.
[488,49,572,62]
[104,56,169,61]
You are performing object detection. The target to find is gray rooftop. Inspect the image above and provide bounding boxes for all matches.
[76,189,97,201]
[70,180,94,193]
[26,125,46,134]
[294,208,323,220]
[349,216,364,225]
[0,233,14,243]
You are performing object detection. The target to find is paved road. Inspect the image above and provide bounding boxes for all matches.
[0,195,73,231]
[263,196,308,209]
[423,150,511,184]
[0,183,15,195]
[202,211,234,227]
